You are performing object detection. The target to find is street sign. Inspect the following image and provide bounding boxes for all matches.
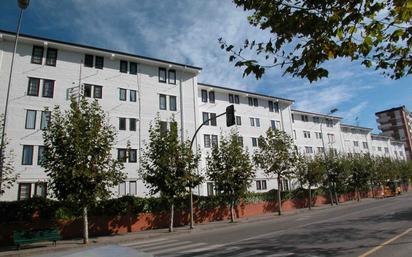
[226,105,235,127]
[66,84,84,100]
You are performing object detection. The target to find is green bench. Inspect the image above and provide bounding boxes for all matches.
[13,228,62,250]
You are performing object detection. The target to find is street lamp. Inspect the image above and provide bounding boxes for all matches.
[320,108,338,206]
[0,0,30,193]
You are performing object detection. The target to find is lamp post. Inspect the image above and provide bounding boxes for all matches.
[320,108,338,206]
[0,0,30,193]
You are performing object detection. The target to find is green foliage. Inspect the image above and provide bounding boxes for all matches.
[42,98,125,208]
[220,0,412,82]
[295,154,326,187]
[0,115,18,195]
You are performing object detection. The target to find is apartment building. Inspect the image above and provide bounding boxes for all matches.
[375,106,412,159]
[0,30,407,201]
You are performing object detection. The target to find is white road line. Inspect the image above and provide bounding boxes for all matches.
[192,246,241,257]
[180,244,224,253]
[264,253,294,257]
[130,239,179,249]
[151,242,207,255]
[235,249,266,256]
[140,240,192,252]
[121,238,169,247]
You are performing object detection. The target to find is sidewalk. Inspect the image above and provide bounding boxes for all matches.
[0,196,380,257]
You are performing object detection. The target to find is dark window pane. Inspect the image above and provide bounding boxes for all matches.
[238,136,243,147]
[229,94,234,103]
[210,113,217,126]
[234,95,240,104]
[248,97,253,106]
[95,56,104,69]
[129,149,137,162]
[46,48,58,66]
[38,146,45,165]
[84,84,92,98]
[84,54,94,67]
[159,68,166,83]
[160,121,168,135]
[236,116,241,125]
[22,145,33,165]
[274,102,279,112]
[18,183,31,200]
[169,95,177,111]
[253,98,258,107]
[168,70,176,84]
[119,88,127,101]
[40,111,51,130]
[201,90,208,102]
[119,118,126,130]
[27,78,40,96]
[25,110,36,129]
[31,46,44,64]
[202,112,209,125]
[93,85,102,99]
[211,135,218,147]
[42,80,54,98]
[268,101,274,112]
[209,91,215,103]
[130,118,136,131]
[130,62,137,75]
[120,60,128,73]
[117,149,127,162]
[35,183,47,197]
[130,90,137,102]
[204,134,211,148]
[159,94,167,110]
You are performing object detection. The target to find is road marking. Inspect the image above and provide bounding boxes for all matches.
[264,253,294,257]
[151,242,207,255]
[128,239,178,249]
[235,249,265,256]
[358,227,412,257]
[121,238,169,247]
[139,240,191,252]
[180,244,224,253]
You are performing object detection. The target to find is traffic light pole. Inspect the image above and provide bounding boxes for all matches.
[188,105,234,229]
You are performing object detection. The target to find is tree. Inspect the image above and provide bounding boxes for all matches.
[347,154,371,201]
[0,115,18,195]
[295,154,326,209]
[42,98,125,244]
[220,0,412,82]
[325,152,349,205]
[206,131,254,222]
[140,117,202,232]
[254,128,296,215]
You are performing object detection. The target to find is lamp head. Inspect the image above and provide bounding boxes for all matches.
[18,0,30,9]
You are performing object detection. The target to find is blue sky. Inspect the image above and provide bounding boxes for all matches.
[1,0,411,132]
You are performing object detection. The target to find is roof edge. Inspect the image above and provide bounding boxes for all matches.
[291,109,342,120]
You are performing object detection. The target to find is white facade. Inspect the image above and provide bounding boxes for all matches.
[0,31,407,201]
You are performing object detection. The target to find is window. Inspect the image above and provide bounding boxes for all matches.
[252,137,258,147]
[210,113,217,126]
[46,48,58,66]
[378,147,382,151]
[27,78,40,96]
[25,110,36,129]
[92,85,102,99]
[95,56,104,69]
[120,60,128,73]
[129,118,136,131]
[129,181,137,195]
[130,90,137,102]
[315,132,322,139]
[203,112,209,125]
[301,115,309,122]
[118,149,127,162]
[31,46,44,64]
[363,142,368,149]
[292,114,295,123]
[250,117,255,127]
[327,133,335,143]
[34,183,47,197]
[41,80,54,98]
[354,141,359,147]
[118,182,126,196]
[118,88,126,101]
[18,183,31,200]
[303,131,311,138]
[229,94,234,103]
[160,121,168,135]
[273,102,279,113]
[384,147,389,153]
[256,180,267,190]
[248,97,253,106]
[22,145,34,165]
[305,146,313,154]
[40,111,51,130]
[317,147,324,153]
[168,70,176,84]
[268,101,274,112]
[271,120,277,129]
[81,84,90,97]
[313,117,320,123]
[119,118,126,130]
[255,118,260,127]
[201,89,208,103]
[204,134,211,148]
[207,182,215,196]
[236,116,242,126]
[130,62,137,75]
[209,91,215,103]
[129,149,137,162]
[326,119,334,127]
[234,95,240,104]
[253,98,258,107]
[211,135,218,147]
[169,96,177,111]
[84,54,94,67]
[238,136,243,147]
[38,146,45,165]
[159,67,167,83]
[281,179,289,191]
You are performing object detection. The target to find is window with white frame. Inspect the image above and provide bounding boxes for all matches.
[327,133,335,143]
[303,131,311,138]
[256,180,267,190]
[305,146,313,154]
[129,181,137,195]
[25,110,36,129]
[315,132,322,139]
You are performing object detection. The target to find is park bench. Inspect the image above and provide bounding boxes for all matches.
[13,228,62,250]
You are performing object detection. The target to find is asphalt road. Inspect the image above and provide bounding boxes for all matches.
[121,192,412,257]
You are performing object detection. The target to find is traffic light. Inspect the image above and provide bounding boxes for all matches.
[226,105,235,127]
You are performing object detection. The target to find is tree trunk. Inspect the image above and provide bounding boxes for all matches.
[189,187,194,229]
[356,187,360,202]
[169,202,174,232]
[333,183,339,205]
[327,178,334,206]
[308,184,312,210]
[83,206,89,244]
[229,200,235,223]
[277,176,282,216]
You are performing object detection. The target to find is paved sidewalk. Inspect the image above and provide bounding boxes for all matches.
[0,197,379,257]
